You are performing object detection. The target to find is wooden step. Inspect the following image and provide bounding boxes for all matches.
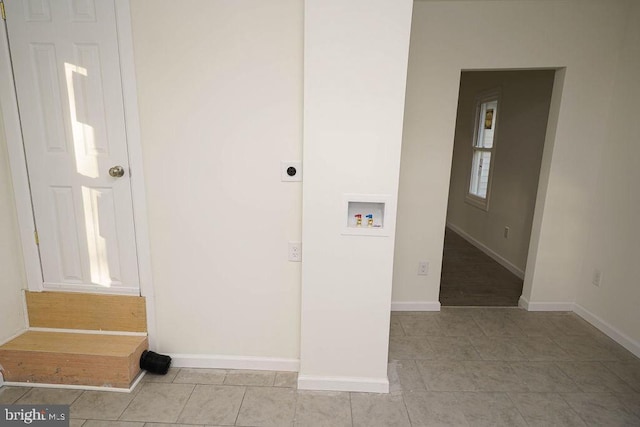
[0,331,148,388]
[26,291,147,332]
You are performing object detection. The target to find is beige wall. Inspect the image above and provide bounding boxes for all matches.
[573,1,640,348]
[1,0,637,367]
[446,70,555,274]
[0,107,27,343]
[393,0,632,323]
[130,0,303,360]
[130,0,638,360]
[393,0,638,351]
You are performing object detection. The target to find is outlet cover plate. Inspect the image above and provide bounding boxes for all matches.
[418,261,429,276]
[592,269,602,287]
[288,241,302,262]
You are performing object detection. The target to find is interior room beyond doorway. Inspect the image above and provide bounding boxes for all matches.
[441,69,556,306]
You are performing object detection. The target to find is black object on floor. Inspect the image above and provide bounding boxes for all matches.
[140,350,172,374]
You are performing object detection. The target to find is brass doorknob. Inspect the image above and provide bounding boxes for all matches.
[109,165,125,178]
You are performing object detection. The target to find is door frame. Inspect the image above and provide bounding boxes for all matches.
[0,0,157,346]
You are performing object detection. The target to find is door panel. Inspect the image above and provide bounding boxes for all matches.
[5,0,139,294]
[31,43,67,153]
[50,186,83,281]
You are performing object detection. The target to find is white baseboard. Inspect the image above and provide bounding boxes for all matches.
[518,296,574,311]
[518,295,529,309]
[297,374,389,393]
[573,304,640,359]
[169,354,299,372]
[0,328,27,346]
[391,301,441,311]
[447,222,525,279]
[519,297,640,358]
[2,371,144,393]
[27,327,147,337]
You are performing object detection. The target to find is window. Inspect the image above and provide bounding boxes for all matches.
[467,90,500,210]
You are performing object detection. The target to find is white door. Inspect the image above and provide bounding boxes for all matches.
[5,0,139,294]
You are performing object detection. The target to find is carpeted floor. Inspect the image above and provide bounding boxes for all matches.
[440,228,523,306]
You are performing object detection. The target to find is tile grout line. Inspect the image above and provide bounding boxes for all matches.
[109,390,134,422]
[550,360,583,392]
[232,386,247,426]
[68,388,84,407]
[117,377,144,421]
[172,382,197,424]
[348,391,354,427]
[290,389,300,426]
[504,389,530,425]
[397,315,407,337]
[117,370,185,423]
[399,388,414,426]
[8,386,31,404]
[290,384,300,426]
[556,391,592,426]
[600,360,639,392]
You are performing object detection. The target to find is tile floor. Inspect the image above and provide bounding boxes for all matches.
[1,308,639,426]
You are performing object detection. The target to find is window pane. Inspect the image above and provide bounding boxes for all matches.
[476,100,498,148]
[469,151,491,199]
[477,151,491,197]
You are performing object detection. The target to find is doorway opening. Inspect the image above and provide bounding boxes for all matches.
[439,69,556,306]
[0,0,149,296]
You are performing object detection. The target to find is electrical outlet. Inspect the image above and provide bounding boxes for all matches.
[281,161,302,182]
[418,261,429,276]
[504,226,510,239]
[288,241,302,262]
[592,269,602,287]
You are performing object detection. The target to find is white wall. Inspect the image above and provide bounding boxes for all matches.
[0,107,27,343]
[300,0,413,392]
[447,70,555,274]
[130,0,303,362]
[573,2,640,349]
[393,0,630,314]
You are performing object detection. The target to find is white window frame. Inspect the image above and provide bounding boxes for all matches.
[465,88,501,211]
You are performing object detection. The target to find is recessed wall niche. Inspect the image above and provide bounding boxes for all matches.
[342,194,392,236]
